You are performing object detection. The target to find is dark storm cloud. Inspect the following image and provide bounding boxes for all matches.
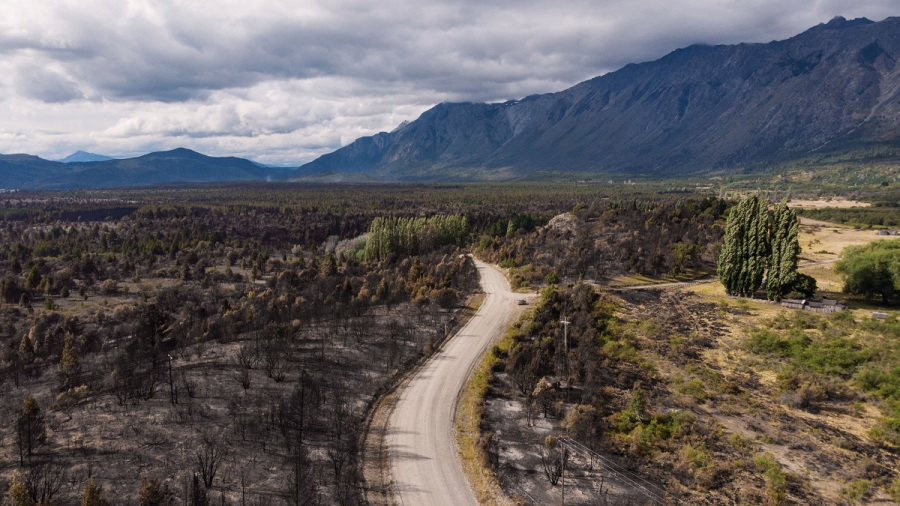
[14,67,83,103]
[0,0,897,164]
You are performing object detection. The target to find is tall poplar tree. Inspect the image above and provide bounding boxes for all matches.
[717,203,744,295]
[766,199,800,301]
[745,196,770,296]
[718,196,770,297]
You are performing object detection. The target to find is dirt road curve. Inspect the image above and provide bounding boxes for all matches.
[387,259,516,506]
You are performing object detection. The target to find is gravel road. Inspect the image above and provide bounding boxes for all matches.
[387,259,516,506]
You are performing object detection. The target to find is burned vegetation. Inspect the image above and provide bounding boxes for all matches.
[476,197,727,288]
[484,284,747,504]
[0,187,495,504]
[482,271,900,503]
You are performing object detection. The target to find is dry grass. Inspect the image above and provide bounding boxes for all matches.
[799,263,844,292]
[456,344,511,506]
[455,296,536,506]
[798,216,883,263]
[788,198,871,209]
[649,286,899,503]
[677,216,900,503]
[468,293,487,313]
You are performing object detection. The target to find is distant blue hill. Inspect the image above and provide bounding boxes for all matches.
[0,148,299,189]
[58,151,115,163]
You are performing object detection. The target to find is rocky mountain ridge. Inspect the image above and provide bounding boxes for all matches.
[301,16,900,180]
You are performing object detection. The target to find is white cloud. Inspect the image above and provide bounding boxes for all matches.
[0,0,896,164]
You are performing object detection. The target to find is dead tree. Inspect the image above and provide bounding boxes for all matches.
[235,340,259,370]
[23,460,66,505]
[196,436,228,489]
[262,339,289,382]
[541,438,569,486]
[284,439,318,506]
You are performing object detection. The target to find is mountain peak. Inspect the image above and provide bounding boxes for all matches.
[163,147,201,156]
[134,147,210,160]
[59,150,114,163]
[824,16,874,28]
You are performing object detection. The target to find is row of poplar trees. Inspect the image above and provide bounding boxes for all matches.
[717,196,802,300]
[364,214,469,261]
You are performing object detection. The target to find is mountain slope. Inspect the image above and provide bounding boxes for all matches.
[0,148,279,189]
[301,16,900,180]
[58,151,115,163]
[0,154,85,189]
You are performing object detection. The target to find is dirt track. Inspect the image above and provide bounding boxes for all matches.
[385,259,516,506]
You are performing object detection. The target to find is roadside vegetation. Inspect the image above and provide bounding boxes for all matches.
[475,192,900,504]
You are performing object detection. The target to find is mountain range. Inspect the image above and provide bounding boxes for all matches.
[0,148,283,190]
[302,16,900,180]
[3,16,899,189]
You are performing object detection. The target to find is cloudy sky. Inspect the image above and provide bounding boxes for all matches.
[0,1,897,166]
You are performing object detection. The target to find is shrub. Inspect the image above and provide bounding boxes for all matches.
[749,326,871,377]
[887,476,900,502]
[841,479,874,502]
[564,404,603,445]
[754,453,786,503]
[678,442,711,470]
[137,476,174,506]
[857,367,900,400]
[99,278,119,295]
[629,424,656,457]
[785,273,817,299]
[677,379,709,402]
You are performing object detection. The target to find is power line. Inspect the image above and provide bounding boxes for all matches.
[557,437,666,505]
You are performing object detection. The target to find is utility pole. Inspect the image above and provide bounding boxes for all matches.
[560,447,567,506]
[560,316,571,395]
[168,354,177,406]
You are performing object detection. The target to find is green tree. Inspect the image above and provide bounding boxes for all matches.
[766,199,800,301]
[4,472,35,506]
[16,394,46,464]
[25,266,41,292]
[718,196,770,297]
[364,214,468,261]
[80,478,109,506]
[137,476,173,506]
[320,253,337,277]
[58,334,81,391]
[835,239,900,303]
[787,273,817,299]
[628,386,648,424]
[670,242,696,276]
[718,198,746,294]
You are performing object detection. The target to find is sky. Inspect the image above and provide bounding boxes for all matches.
[0,1,897,166]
